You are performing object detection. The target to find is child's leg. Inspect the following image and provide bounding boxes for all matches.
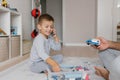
[30,61,49,73]
[99,49,120,70]
[52,54,63,64]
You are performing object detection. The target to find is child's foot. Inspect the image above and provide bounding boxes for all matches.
[40,71,45,73]
[94,66,109,80]
[44,70,48,75]
[40,70,48,75]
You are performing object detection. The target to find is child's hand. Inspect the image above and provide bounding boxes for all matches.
[51,29,59,43]
[52,65,61,72]
[52,28,57,37]
[46,57,61,72]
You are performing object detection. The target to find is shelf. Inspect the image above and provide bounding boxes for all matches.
[0,6,22,62]
[11,10,20,16]
[0,35,9,37]
[0,6,9,13]
[0,36,9,62]
[11,36,20,58]
[11,35,20,37]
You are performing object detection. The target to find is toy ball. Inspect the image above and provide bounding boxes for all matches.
[31,8,40,18]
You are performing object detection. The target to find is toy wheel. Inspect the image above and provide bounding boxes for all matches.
[87,43,90,45]
[95,45,98,47]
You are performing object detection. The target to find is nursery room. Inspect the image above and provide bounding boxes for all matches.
[0,0,120,80]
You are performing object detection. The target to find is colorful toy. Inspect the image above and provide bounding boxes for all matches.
[0,28,6,35]
[31,29,38,38]
[86,39,100,46]
[47,65,90,80]
[11,27,17,35]
[1,0,8,7]
[31,8,40,18]
[31,0,41,38]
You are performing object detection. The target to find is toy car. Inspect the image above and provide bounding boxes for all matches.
[86,39,100,46]
[47,65,90,80]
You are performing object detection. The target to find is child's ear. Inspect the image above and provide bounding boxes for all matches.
[37,24,41,30]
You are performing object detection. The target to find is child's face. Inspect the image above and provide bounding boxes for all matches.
[38,19,54,37]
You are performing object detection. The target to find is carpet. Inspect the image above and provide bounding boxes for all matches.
[0,57,105,80]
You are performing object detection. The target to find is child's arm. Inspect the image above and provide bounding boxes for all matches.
[52,28,60,43]
[46,57,61,72]
[53,35,59,43]
[50,29,61,50]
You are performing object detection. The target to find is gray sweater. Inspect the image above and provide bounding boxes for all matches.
[30,33,61,62]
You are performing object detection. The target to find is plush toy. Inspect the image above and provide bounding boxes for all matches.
[0,28,6,35]
[1,0,8,7]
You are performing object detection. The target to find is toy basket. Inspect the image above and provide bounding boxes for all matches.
[23,40,32,55]
[11,35,20,58]
[0,36,9,62]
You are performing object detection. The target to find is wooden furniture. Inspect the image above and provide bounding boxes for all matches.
[0,6,22,62]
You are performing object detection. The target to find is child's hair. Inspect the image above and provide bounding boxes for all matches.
[31,14,54,38]
[38,13,54,24]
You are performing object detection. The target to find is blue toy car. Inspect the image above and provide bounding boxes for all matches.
[86,39,100,46]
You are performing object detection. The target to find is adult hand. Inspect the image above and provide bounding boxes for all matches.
[93,37,110,50]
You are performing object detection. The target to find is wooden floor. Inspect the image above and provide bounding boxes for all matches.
[51,46,99,58]
[0,46,98,71]
[0,54,29,71]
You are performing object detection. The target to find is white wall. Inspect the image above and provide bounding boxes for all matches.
[46,0,62,40]
[7,0,32,40]
[97,0,115,40]
[113,0,120,41]
[2,0,118,42]
[62,0,118,46]
[63,0,97,46]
